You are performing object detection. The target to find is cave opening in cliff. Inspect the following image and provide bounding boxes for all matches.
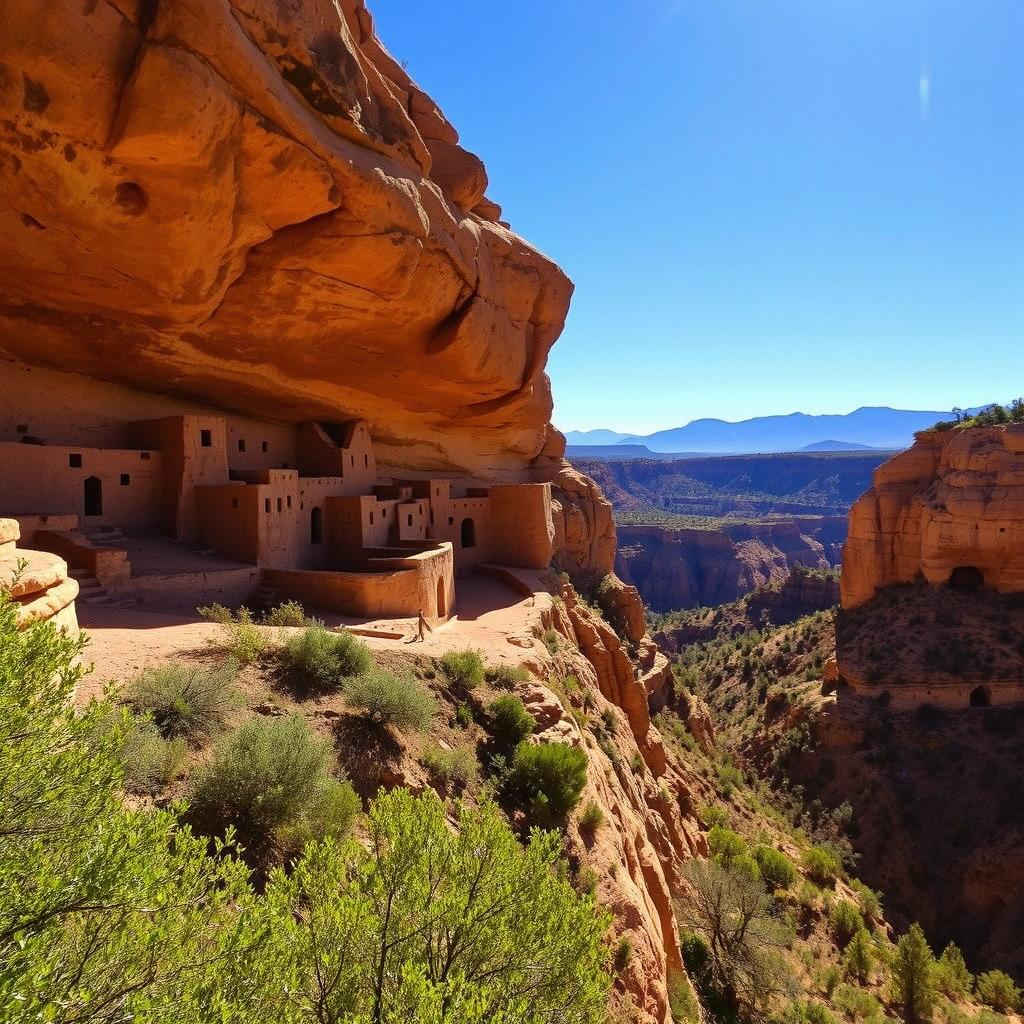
[969,685,992,708]
[949,566,985,589]
[460,517,476,549]
[83,476,102,517]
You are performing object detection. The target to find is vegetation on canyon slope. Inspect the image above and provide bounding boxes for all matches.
[660,606,1024,1023]
[0,597,611,1023]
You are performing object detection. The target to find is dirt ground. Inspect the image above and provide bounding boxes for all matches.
[76,576,553,701]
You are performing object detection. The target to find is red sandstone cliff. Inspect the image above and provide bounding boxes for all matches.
[841,425,1024,609]
[617,518,844,613]
[0,0,571,482]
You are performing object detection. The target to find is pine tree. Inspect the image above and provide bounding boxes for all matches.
[891,923,937,1024]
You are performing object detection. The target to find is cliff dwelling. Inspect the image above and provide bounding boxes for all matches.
[0,361,555,625]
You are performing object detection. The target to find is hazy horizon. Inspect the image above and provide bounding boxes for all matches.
[374,2,1023,434]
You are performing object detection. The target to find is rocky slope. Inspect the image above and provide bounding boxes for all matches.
[1,0,571,481]
[842,425,1024,609]
[686,609,1024,985]
[653,567,840,653]
[616,518,844,612]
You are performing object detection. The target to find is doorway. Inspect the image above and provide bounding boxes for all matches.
[84,476,103,517]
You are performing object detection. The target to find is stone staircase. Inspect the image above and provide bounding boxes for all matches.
[73,526,137,607]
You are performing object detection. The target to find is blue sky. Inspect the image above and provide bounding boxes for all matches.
[373,1,1024,434]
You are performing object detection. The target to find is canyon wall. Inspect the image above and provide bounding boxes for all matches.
[617,518,845,612]
[0,0,572,482]
[841,425,1024,609]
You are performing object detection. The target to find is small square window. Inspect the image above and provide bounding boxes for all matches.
[68,453,82,468]
[140,451,151,460]
[238,439,246,453]
[264,498,271,513]
[120,473,130,486]
[16,424,27,434]
[261,441,268,452]
[448,516,454,526]
[231,498,239,510]
[276,497,282,512]
[200,430,212,447]
[287,496,292,508]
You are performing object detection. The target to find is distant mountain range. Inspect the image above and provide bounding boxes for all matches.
[564,405,993,455]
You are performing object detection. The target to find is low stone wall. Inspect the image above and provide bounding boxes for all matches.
[842,679,1024,711]
[266,542,454,622]
[122,568,260,612]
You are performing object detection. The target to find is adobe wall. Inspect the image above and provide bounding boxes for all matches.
[11,514,79,547]
[264,541,453,621]
[489,483,555,569]
[432,495,494,573]
[296,421,376,493]
[844,680,1024,712]
[122,567,260,612]
[129,416,229,541]
[0,441,163,527]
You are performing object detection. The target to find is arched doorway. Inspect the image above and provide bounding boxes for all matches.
[83,476,103,517]
[460,517,476,549]
[310,506,323,544]
[436,575,447,618]
[949,566,984,589]
[969,685,991,708]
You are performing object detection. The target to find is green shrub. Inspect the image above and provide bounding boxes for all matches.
[783,1002,836,1024]
[667,968,700,1024]
[843,928,874,982]
[613,936,632,972]
[976,971,1021,1013]
[851,878,882,921]
[830,900,865,947]
[283,624,372,690]
[199,605,269,665]
[935,942,973,999]
[455,702,473,728]
[261,600,308,626]
[486,663,530,689]
[717,762,743,798]
[833,983,884,1023]
[801,845,842,885]
[197,602,233,624]
[126,660,240,741]
[122,720,186,795]
[343,668,436,731]
[504,741,588,818]
[488,694,535,747]
[698,803,730,829]
[188,714,359,856]
[752,845,796,890]
[578,799,605,833]
[708,825,746,865]
[542,628,561,655]
[420,744,478,792]
[439,649,485,690]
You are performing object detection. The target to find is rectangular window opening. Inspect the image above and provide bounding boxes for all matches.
[276,497,282,512]
[200,430,212,447]
[140,451,151,460]
[238,439,246,453]
[68,453,82,468]
[264,498,271,513]
[261,441,268,452]
[120,473,130,486]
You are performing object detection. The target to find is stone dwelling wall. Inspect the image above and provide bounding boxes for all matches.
[489,483,555,569]
[129,416,229,541]
[0,441,163,527]
[264,542,454,623]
